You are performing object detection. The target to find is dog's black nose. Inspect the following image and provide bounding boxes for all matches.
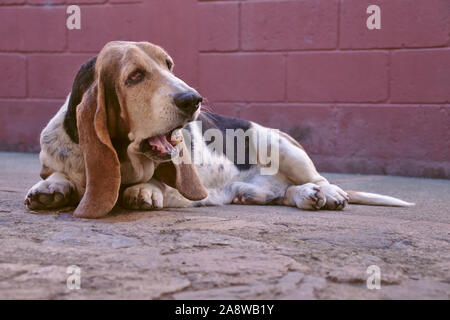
[174,91,202,115]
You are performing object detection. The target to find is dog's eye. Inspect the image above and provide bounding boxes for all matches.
[166,59,173,70]
[126,69,145,86]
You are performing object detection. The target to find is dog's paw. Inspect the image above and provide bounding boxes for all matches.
[122,183,164,210]
[25,178,75,210]
[284,183,326,210]
[232,193,262,205]
[321,184,349,210]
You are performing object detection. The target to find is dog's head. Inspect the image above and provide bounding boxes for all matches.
[71,41,207,218]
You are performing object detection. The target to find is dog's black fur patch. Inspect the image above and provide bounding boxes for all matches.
[195,111,254,171]
[63,56,97,143]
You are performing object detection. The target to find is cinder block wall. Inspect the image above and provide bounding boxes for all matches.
[0,0,449,178]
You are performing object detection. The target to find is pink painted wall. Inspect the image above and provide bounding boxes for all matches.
[0,0,449,178]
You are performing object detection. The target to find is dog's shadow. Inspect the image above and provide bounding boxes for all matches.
[36,205,197,223]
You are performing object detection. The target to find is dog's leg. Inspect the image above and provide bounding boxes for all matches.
[276,136,349,210]
[253,124,349,210]
[25,172,77,210]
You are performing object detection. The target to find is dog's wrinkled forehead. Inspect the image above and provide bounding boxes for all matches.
[96,41,173,80]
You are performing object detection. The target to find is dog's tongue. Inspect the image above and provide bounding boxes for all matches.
[148,134,174,154]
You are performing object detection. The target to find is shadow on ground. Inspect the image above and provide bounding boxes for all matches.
[0,152,449,299]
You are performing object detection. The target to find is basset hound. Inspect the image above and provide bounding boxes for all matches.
[24,41,414,218]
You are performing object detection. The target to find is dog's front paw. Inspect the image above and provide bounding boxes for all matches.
[25,177,75,210]
[122,183,164,210]
[283,183,326,210]
[321,184,349,210]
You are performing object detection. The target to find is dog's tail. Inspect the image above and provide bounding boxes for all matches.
[346,190,415,207]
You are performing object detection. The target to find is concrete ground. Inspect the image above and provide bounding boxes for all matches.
[0,152,448,300]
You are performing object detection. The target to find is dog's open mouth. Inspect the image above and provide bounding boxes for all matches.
[140,127,183,159]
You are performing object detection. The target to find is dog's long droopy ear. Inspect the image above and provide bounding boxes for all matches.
[154,142,207,201]
[74,81,121,218]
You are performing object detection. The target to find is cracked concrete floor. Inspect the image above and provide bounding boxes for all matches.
[0,152,449,299]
